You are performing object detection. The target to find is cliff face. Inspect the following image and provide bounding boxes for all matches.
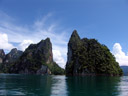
[0,49,5,64]
[66,30,123,76]
[9,38,64,75]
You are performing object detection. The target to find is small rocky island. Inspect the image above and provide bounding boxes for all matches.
[66,30,123,76]
[0,38,64,75]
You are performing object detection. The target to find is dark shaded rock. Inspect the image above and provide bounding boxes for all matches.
[67,30,81,65]
[1,48,23,73]
[4,48,23,63]
[0,49,5,64]
[36,65,51,75]
[66,30,123,76]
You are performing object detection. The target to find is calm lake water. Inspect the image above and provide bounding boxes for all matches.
[0,74,128,96]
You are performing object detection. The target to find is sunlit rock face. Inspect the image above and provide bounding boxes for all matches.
[66,30,123,76]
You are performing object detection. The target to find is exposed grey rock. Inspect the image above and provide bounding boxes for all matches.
[36,65,51,75]
[66,30,81,75]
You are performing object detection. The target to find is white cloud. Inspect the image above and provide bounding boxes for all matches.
[0,11,68,68]
[53,50,66,68]
[112,43,128,66]
[18,40,33,51]
[0,33,14,50]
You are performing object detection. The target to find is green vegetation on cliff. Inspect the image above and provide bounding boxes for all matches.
[9,38,64,75]
[0,38,64,75]
[47,62,65,75]
[66,30,123,76]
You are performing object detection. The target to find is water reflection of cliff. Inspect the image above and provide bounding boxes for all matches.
[66,76,121,96]
[50,76,67,96]
[118,76,128,96]
[0,74,53,95]
[0,74,128,96]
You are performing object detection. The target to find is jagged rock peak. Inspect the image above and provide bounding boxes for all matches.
[36,38,51,47]
[69,30,81,42]
[38,38,53,63]
[4,48,23,63]
[0,49,5,64]
[39,37,50,43]
[0,49,5,58]
[10,48,18,53]
[71,30,79,37]
[8,48,23,56]
[45,37,50,42]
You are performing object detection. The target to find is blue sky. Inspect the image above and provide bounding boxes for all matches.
[0,0,128,67]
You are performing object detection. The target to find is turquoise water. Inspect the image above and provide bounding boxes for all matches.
[0,74,128,96]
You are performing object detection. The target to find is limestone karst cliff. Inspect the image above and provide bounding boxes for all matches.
[9,38,64,75]
[0,49,5,64]
[66,30,123,76]
[0,38,64,75]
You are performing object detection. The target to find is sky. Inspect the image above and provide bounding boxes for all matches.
[0,0,128,68]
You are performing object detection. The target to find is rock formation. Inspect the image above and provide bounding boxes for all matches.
[1,48,23,73]
[0,38,64,75]
[66,30,123,76]
[0,49,5,64]
[9,38,64,75]
[4,48,23,63]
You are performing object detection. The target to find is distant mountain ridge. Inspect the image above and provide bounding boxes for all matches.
[4,48,23,63]
[0,48,23,73]
[120,66,128,76]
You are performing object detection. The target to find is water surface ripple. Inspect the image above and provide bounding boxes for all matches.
[0,74,128,96]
